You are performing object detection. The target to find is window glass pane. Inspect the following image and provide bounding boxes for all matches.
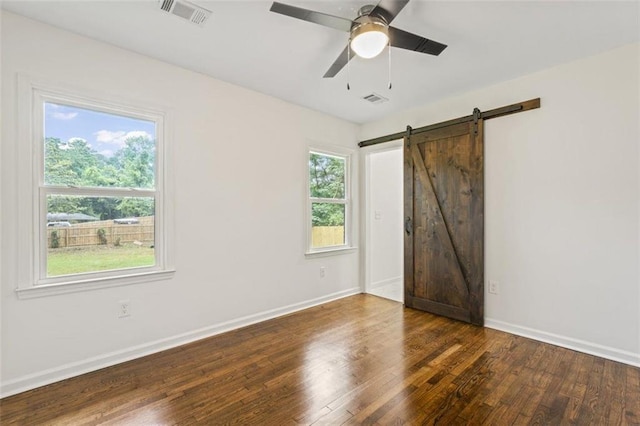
[46,195,155,277]
[311,203,345,248]
[309,153,345,199]
[44,102,156,189]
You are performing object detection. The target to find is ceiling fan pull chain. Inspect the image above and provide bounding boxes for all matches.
[347,43,351,90]
[388,38,392,90]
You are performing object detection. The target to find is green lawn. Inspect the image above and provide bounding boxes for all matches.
[47,244,155,277]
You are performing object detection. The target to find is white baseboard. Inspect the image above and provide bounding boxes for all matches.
[0,287,362,398]
[485,318,640,367]
[368,276,402,290]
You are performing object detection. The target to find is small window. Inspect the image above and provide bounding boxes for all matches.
[16,76,174,297]
[307,150,351,252]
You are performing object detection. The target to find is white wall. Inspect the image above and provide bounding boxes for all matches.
[0,12,360,396]
[360,43,640,366]
[364,146,403,302]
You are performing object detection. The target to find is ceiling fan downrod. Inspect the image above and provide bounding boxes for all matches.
[347,42,351,90]
[359,4,375,16]
[388,37,392,90]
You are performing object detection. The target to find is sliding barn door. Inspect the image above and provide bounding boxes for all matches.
[404,120,484,325]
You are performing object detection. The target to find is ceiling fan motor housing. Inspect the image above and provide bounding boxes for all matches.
[350,13,389,59]
[351,14,388,32]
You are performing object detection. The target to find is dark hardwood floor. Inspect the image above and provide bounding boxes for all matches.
[1,294,639,425]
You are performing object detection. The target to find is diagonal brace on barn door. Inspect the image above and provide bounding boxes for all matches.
[410,144,470,292]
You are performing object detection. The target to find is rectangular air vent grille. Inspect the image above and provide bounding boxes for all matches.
[159,0,211,26]
[363,93,389,104]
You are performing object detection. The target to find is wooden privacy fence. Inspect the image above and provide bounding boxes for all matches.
[311,226,344,248]
[48,216,154,248]
[49,219,340,249]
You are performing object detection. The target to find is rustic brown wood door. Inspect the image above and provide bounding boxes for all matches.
[404,119,484,325]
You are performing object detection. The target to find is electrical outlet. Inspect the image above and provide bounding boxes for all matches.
[118,300,131,318]
[320,266,326,278]
[488,280,499,295]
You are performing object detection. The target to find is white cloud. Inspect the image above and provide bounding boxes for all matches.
[94,130,125,144]
[51,112,78,120]
[99,150,114,158]
[93,130,152,149]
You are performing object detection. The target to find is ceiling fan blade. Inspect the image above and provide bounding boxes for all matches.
[323,45,353,78]
[388,27,447,55]
[370,0,409,24]
[270,2,353,32]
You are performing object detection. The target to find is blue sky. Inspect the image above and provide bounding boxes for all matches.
[44,102,155,158]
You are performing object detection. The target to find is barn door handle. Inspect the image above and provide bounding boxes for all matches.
[405,216,412,235]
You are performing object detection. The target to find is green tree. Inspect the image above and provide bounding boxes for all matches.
[309,153,346,226]
[309,153,345,199]
[66,138,100,185]
[44,138,79,185]
[311,203,344,227]
[45,138,83,215]
[118,197,155,218]
[44,135,156,219]
[113,136,155,217]
[112,136,155,189]
[48,195,83,215]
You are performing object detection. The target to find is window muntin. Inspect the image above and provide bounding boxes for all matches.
[37,95,164,285]
[308,150,350,252]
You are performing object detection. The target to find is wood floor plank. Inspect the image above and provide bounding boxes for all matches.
[625,365,640,424]
[1,294,638,425]
[575,356,605,425]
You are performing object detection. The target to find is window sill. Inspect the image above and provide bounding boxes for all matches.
[305,247,358,258]
[15,269,176,299]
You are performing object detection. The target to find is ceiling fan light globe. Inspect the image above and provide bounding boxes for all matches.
[350,22,389,59]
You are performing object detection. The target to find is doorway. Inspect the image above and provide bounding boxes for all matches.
[364,143,403,303]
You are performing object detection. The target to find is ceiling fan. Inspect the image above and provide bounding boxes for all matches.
[269,0,447,78]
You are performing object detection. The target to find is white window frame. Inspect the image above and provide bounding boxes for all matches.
[15,75,175,298]
[306,146,354,255]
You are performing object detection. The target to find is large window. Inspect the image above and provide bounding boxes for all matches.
[307,149,351,253]
[16,77,173,297]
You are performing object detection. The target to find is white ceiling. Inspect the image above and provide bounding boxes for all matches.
[3,0,639,123]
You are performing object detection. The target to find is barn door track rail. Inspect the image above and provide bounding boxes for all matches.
[358,98,540,148]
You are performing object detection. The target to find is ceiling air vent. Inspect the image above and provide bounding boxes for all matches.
[363,93,389,105]
[159,0,211,27]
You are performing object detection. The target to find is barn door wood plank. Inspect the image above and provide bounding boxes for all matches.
[403,135,415,302]
[409,143,469,291]
[468,119,484,326]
